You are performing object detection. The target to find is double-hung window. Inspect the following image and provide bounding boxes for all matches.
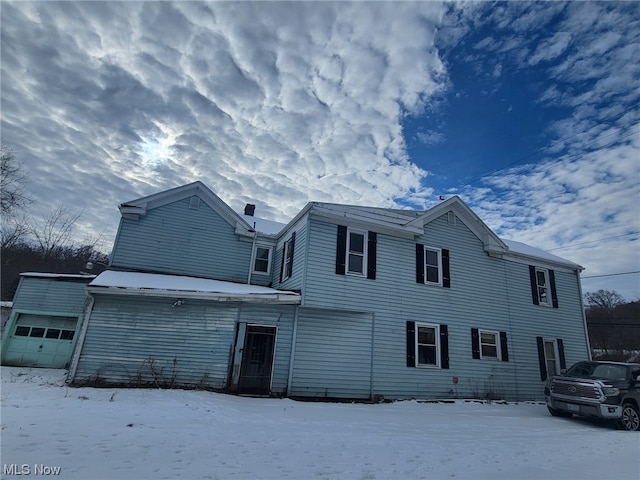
[253,246,272,274]
[406,321,449,369]
[425,247,441,284]
[416,244,450,288]
[280,232,296,282]
[335,226,377,280]
[471,328,509,361]
[528,266,558,308]
[480,331,499,359]
[347,229,366,275]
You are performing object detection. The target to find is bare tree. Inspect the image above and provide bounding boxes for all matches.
[1,214,29,249]
[585,289,625,311]
[29,205,83,257]
[1,143,30,216]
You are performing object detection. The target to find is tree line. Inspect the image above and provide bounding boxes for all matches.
[585,290,640,361]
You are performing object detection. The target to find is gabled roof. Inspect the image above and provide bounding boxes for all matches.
[406,196,508,255]
[118,181,276,236]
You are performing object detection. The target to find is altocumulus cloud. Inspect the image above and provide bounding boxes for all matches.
[1,1,447,230]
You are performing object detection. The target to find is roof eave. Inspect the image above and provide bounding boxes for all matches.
[86,285,302,304]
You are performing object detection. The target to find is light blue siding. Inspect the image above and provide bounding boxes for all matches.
[11,276,90,315]
[297,215,588,401]
[272,220,308,292]
[111,197,254,284]
[72,295,295,393]
[73,295,239,388]
[290,308,373,399]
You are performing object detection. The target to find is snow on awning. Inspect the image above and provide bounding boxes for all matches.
[88,271,301,304]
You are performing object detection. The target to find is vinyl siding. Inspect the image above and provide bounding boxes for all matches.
[72,296,296,393]
[11,277,90,315]
[72,295,239,388]
[289,308,373,399]
[273,220,308,291]
[111,197,253,283]
[299,215,589,401]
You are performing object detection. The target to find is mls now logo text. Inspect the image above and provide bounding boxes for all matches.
[3,464,62,476]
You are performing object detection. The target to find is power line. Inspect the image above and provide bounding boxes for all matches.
[547,232,640,251]
[582,271,640,279]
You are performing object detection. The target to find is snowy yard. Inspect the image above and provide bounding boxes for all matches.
[1,367,638,480]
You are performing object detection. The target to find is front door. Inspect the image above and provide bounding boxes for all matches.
[238,325,276,395]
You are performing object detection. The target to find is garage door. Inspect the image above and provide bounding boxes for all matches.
[3,314,78,368]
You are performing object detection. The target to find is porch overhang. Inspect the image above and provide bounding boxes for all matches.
[87,271,301,304]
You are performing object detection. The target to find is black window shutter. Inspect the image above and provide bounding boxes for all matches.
[415,243,425,284]
[288,232,296,277]
[279,243,286,282]
[500,331,509,362]
[536,336,547,381]
[471,328,480,359]
[529,266,539,305]
[557,338,566,370]
[336,225,347,275]
[442,248,451,288]
[406,321,416,367]
[549,270,559,308]
[367,231,377,280]
[440,324,449,369]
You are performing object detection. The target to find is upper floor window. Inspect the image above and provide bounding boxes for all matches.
[280,232,296,282]
[347,229,367,275]
[406,321,449,369]
[253,246,272,274]
[335,226,377,280]
[416,244,450,288]
[528,266,558,308]
[471,328,509,361]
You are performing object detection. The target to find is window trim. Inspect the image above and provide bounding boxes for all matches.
[535,267,551,307]
[252,245,272,275]
[415,322,440,368]
[479,329,501,360]
[346,228,367,276]
[424,246,443,286]
[281,238,293,281]
[536,336,566,381]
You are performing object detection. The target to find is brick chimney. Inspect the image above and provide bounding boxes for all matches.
[244,204,256,216]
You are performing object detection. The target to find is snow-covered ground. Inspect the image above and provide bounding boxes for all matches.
[1,367,638,480]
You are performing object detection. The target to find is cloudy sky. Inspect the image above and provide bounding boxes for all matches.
[1,1,639,300]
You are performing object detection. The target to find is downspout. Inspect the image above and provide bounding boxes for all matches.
[247,224,257,285]
[369,312,375,401]
[67,293,95,383]
[287,306,299,396]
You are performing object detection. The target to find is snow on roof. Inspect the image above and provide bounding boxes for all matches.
[20,272,96,280]
[88,270,301,303]
[503,239,583,270]
[240,214,285,235]
[0,301,13,308]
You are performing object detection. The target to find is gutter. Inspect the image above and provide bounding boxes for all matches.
[86,286,301,304]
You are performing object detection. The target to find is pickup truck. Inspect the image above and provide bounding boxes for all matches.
[544,360,640,431]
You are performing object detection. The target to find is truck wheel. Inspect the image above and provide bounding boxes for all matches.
[547,406,572,418]
[617,403,640,431]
